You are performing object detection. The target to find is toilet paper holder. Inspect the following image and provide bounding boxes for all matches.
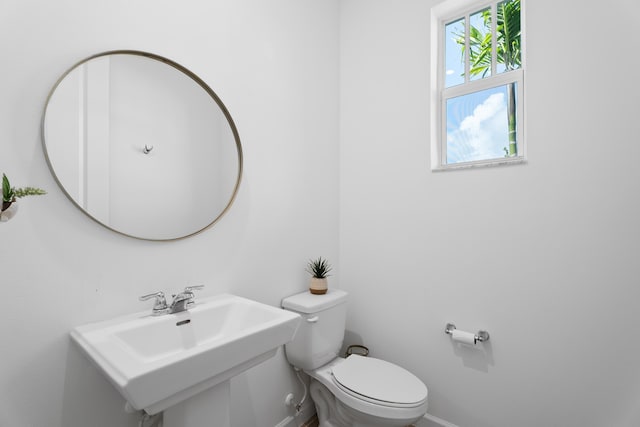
[445,323,490,343]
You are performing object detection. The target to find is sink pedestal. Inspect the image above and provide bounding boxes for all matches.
[163,380,230,427]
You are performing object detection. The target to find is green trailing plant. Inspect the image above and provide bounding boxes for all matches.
[2,173,46,211]
[306,257,332,279]
[14,186,47,198]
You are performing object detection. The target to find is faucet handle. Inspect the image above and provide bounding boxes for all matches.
[139,291,169,315]
[183,285,204,308]
[184,285,204,293]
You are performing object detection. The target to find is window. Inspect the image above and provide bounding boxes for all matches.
[430,0,525,170]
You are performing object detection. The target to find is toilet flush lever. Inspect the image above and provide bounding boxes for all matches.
[306,316,319,323]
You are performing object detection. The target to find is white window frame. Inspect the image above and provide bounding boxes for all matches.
[430,0,526,171]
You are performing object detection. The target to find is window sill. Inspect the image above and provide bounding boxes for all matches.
[431,157,527,172]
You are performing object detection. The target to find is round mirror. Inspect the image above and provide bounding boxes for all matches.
[42,51,242,240]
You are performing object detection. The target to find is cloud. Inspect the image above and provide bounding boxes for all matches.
[447,92,509,164]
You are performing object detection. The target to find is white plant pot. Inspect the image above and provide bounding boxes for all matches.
[0,202,18,222]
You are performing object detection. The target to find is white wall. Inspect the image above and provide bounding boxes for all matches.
[340,0,640,426]
[5,1,640,426]
[0,1,338,426]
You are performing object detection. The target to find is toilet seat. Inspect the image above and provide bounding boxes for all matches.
[331,355,428,407]
[307,357,428,424]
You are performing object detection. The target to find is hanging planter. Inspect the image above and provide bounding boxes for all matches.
[0,201,18,222]
[1,173,46,222]
[306,257,332,295]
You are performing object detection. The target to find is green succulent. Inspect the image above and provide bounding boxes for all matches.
[2,174,14,203]
[306,257,332,279]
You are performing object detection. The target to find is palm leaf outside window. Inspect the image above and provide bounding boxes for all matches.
[454,0,521,156]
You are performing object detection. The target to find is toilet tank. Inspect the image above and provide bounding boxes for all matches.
[281,289,348,370]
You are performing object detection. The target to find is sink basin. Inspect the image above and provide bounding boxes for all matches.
[71,294,301,415]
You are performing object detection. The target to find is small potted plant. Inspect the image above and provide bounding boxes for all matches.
[1,173,46,222]
[306,256,332,295]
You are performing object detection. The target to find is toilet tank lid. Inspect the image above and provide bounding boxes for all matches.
[281,289,348,313]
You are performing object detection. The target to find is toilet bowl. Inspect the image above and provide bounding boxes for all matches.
[308,356,428,426]
[281,290,428,427]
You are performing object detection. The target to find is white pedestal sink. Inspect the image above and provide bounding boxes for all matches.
[71,294,301,427]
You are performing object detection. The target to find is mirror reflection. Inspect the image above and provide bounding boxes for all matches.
[42,51,242,240]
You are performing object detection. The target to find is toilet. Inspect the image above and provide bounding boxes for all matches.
[282,289,428,427]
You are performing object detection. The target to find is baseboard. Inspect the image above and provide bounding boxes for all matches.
[275,406,457,427]
[420,413,460,427]
[274,416,296,427]
[274,400,316,427]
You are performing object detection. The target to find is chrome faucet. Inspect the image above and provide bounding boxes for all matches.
[169,285,204,314]
[139,285,204,315]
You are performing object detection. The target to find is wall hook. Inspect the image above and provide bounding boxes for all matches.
[143,145,154,154]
